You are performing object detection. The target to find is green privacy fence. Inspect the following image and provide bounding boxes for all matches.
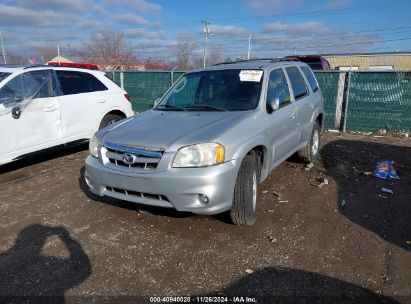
[313,71,342,130]
[107,70,411,132]
[345,72,411,131]
[106,70,185,112]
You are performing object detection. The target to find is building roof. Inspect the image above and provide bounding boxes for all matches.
[321,51,411,57]
[48,55,73,63]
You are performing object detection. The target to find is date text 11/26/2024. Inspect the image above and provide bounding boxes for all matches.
[149,296,257,303]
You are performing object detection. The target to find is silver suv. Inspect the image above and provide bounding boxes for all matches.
[85,59,324,225]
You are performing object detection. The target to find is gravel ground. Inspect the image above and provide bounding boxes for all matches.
[0,132,410,304]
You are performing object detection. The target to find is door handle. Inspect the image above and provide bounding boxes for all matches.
[43,104,59,112]
[290,112,296,119]
[97,99,106,103]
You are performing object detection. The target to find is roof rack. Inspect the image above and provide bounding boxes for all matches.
[212,57,300,66]
[23,65,49,69]
[0,64,28,68]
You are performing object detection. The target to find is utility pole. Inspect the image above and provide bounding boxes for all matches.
[203,20,210,68]
[281,21,286,55]
[0,31,6,64]
[247,34,251,60]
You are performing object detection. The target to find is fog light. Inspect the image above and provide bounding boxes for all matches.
[199,194,209,204]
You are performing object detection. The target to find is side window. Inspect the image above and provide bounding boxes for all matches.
[82,73,108,92]
[266,68,291,107]
[56,71,91,95]
[0,70,55,104]
[301,66,319,92]
[286,66,308,100]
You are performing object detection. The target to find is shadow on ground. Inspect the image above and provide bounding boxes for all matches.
[210,267,400,304]
[0,142,88,175]
[322,139,411,251]
[0,224,91,303]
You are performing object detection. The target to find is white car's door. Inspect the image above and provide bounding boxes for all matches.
[55,70,108,140]
[0,69,62,162]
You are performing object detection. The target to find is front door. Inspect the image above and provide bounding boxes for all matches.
[265,68,300,166]
[0,69,62,162]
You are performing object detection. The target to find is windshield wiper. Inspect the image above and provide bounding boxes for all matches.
[183,105,227,112]
[155,104,187,111]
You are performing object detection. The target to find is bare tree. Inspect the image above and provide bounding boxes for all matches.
[208,46,223,66]
[144,57,171,70]
[36,45,58,62]
[82,31,141,70]
[176,33,197,71]
[7,53,27,64]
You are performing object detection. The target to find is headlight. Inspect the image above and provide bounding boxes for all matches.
[89,134,100,158]
[172,143,225,168]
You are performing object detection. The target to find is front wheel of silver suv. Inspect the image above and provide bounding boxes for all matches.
[298,121,321,163]
[230,153,258,225]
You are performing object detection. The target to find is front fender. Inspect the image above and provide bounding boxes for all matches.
[230,135,271,182]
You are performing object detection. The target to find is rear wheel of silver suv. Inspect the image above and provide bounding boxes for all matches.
[230,153,258,225]
[298,121,321,163]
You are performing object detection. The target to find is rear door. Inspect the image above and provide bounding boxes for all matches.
[56,70,109,140]
[285,66,313,145]
[266,68,299,166]
[301,66,322,141]
[0,69,62,160]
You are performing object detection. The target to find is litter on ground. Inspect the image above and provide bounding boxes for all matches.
[374,160,399,180]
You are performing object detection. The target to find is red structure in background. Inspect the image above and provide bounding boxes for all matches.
[47,61,99,70]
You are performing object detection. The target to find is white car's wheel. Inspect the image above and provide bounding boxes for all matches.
[99,114,124,130]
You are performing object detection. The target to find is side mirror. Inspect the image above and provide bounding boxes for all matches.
[269,97,280,113]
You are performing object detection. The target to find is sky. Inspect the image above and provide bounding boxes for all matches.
[1,0,411,62]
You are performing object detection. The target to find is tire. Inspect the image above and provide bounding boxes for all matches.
[298,121,321,163]
[99,114,124,130]
[230,153,258,225]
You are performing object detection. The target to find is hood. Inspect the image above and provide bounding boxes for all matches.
[101,109,251,151]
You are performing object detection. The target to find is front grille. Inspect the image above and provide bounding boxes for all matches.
[101,142,163,170]
[105,186,169,201]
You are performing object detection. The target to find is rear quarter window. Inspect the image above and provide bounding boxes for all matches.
[82,73,108,92]
[301,66,319,92]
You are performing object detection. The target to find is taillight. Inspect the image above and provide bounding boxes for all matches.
[124,93,131,102]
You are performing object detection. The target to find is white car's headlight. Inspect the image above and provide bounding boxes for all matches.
[172,143,225,168]
[89,134,100,158]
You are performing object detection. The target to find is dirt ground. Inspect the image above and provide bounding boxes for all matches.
[0,132,410,304]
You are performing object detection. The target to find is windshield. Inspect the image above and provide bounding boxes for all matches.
[0,72,11,83]
[156,69,263,111]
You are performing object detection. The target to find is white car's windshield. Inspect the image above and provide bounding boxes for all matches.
[156,69,263,112]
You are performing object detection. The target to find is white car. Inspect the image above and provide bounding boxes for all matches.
[0,65,134,165]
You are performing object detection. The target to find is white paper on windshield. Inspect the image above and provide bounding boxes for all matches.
[239,70,263,82]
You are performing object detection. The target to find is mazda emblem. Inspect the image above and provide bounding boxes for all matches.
[122,153,136,165]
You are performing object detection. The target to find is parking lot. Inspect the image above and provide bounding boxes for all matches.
[0,132,410,303]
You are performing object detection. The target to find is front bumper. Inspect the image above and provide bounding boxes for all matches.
[84,156,239,215]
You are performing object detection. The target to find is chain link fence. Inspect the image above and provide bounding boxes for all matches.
[107,70,411,132]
